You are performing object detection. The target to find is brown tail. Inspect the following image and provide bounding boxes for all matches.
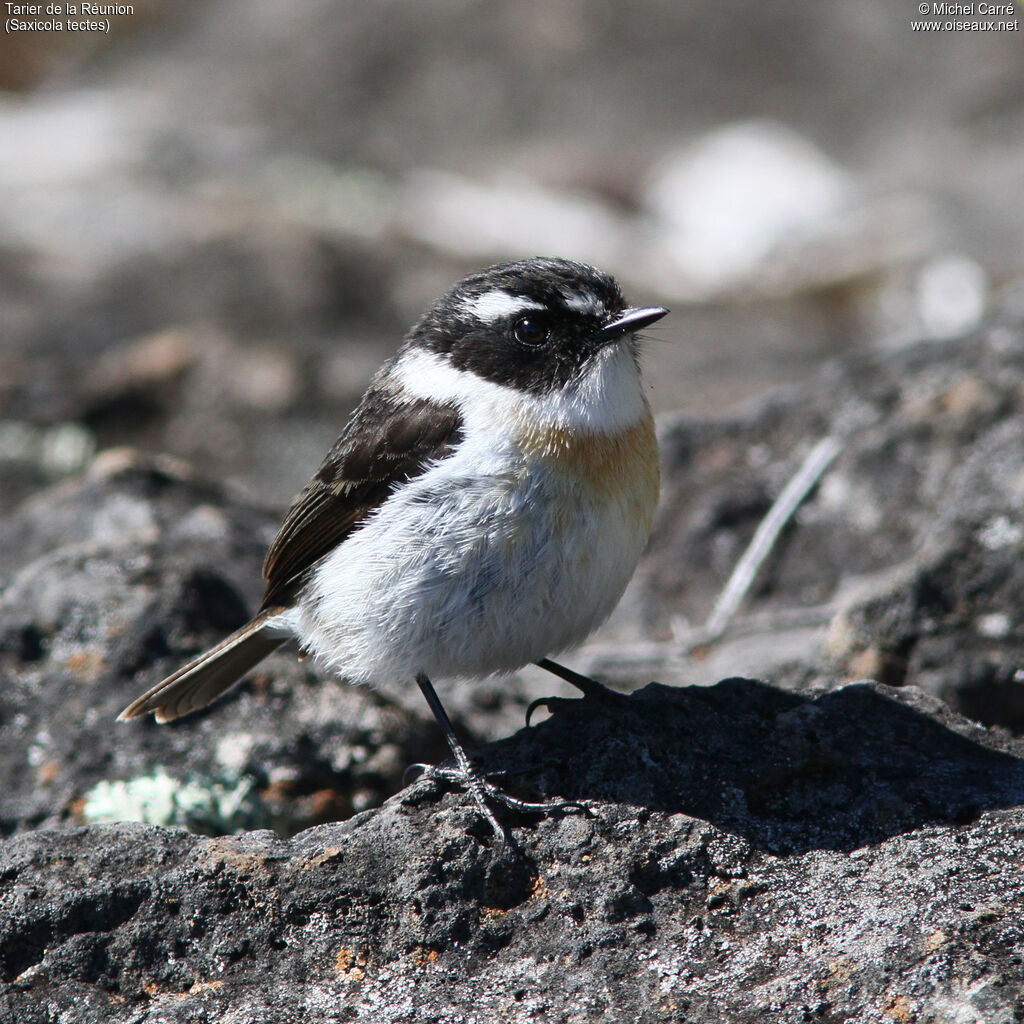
[117,611,288,724]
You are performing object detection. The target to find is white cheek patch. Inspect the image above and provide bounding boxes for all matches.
[391,349,481,408]
[392,346,648,435]
[462,290,545,322]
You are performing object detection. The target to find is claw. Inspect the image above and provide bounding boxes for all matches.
[526,660,634,726]
[525,696,550,727]
[406,758,586,834]
[403,762,439,787]
[525,695,588,726]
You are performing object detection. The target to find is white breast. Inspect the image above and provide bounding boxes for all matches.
[293,346,658,687]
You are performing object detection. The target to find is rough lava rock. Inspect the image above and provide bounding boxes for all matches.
[2,681,1024,1023]
[3,319,1024,1020]
[603,310,1024,737]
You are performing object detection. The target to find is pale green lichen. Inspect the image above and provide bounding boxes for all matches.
[82,769,271,834]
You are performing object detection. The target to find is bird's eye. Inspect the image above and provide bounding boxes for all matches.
[512,315,550,347]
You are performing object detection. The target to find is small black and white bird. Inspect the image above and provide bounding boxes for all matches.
[119,257,668,832]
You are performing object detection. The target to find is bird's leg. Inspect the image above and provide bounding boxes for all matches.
[534,657,622,699]
[410,672,581,842]
[526,658,632,725]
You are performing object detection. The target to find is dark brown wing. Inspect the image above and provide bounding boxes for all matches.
[259,388,463,610]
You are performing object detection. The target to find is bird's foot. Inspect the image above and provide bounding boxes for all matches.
[410,672,586,846]
[405,760,586,843]
[527,658,632,726]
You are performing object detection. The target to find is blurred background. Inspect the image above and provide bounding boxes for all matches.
[2,0,1021,514]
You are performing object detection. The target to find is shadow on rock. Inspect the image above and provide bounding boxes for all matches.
[484,677,1024,856]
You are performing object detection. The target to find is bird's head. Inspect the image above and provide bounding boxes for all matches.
[408,257,668,396]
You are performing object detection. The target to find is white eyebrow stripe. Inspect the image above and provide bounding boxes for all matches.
[462,290,545,322]
[561,289,602,315]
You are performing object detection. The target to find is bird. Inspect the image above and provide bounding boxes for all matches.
[118,257,668,837]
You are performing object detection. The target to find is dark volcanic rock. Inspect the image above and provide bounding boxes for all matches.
[616,316,1024,737]
[2,681,1023,1023]
[0,451,441,840]
[649,323,1024,629]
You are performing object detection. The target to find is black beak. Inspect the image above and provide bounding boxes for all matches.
[598,305,669,342]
